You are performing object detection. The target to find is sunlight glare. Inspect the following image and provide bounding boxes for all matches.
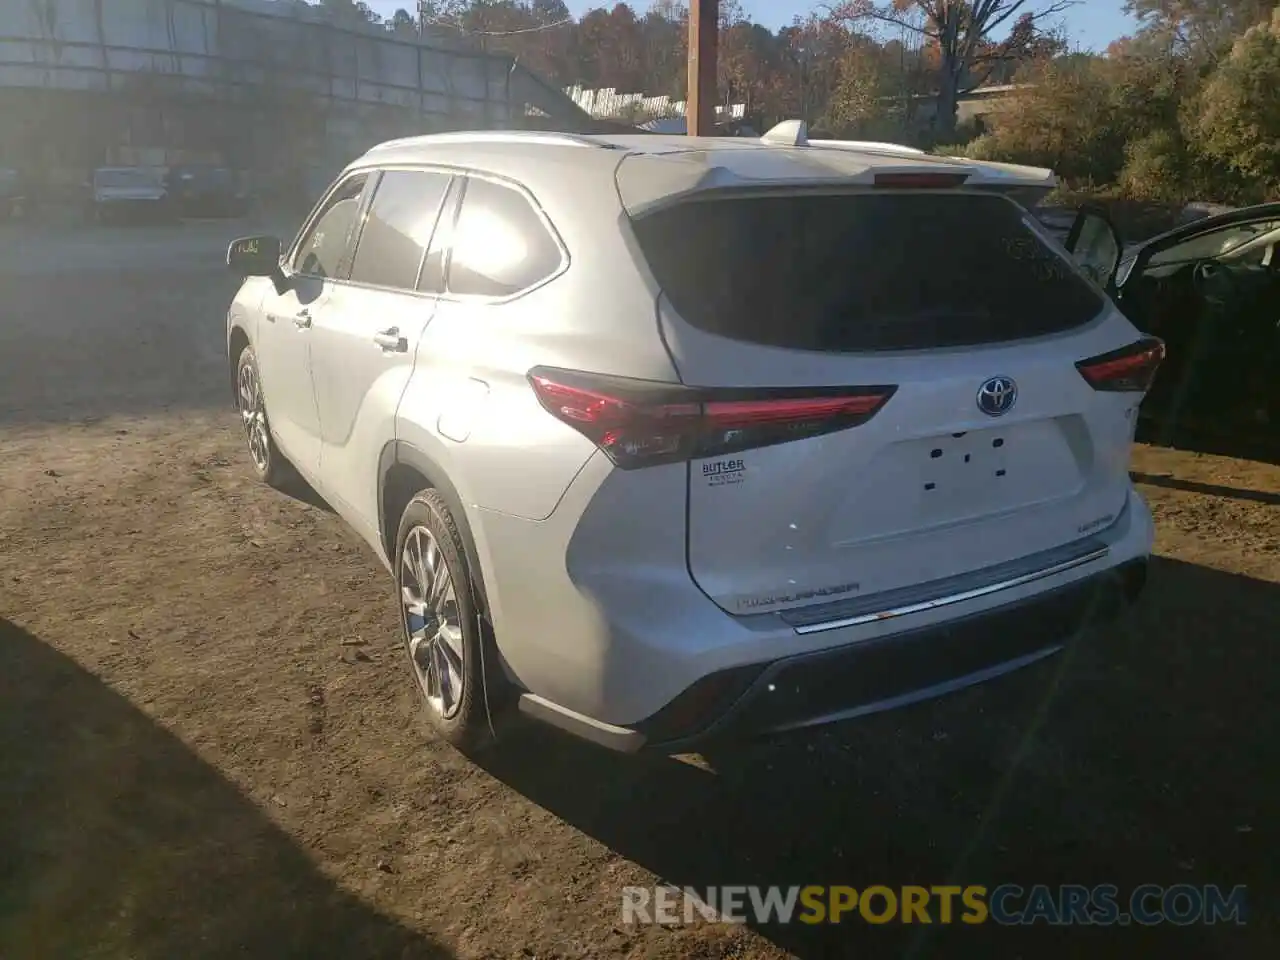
[452,209,527,277]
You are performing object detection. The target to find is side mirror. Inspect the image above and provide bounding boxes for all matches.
[227,235,282,277]
[1065,206,1122,291]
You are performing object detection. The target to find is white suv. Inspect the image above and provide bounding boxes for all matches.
[225,124,1159,755]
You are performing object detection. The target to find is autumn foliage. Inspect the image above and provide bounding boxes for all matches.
[967,1,1280,202]
[346,1,1280,201]
[357,2,1062,141]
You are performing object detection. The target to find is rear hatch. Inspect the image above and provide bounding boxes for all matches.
[629,186,1141,617]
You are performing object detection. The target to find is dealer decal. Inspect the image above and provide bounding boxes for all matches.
[702,458,746,487]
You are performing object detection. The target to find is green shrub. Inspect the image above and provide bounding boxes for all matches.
[1190,9,1280,192]
[958,134,1007,161]
[1118,129,1189,202]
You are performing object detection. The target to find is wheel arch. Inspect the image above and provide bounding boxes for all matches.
[228,324,251,408]
[379,440,490,614]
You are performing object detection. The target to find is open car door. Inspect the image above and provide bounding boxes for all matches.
[1103,203,1280,435]
[1062,205,1124,292]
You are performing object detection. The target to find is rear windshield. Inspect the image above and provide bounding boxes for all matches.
[630,192,1105,352]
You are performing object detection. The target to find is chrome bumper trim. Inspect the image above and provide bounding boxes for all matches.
[791,545,1110,636]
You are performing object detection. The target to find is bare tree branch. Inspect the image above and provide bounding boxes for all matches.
[821,3,939,39]
[830,1,1080,133]
[978,0,1031,36]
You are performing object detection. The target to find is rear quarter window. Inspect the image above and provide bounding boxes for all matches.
[447,177,563,298]
[631,191,1106,352]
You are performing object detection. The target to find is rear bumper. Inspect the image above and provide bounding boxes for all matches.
[481,460,1154,753]
[635,556,1146,752]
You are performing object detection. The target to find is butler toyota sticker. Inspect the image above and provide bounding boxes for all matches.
[701,457,746,487]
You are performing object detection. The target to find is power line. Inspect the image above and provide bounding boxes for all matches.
[423,16,574,37]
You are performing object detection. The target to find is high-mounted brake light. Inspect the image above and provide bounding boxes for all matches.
[528,367,896,469]
[1076,337,1166,392]
[873,172,969,189]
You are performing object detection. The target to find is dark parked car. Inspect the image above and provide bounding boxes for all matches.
[166,165,251,217]
[1105,203,1280,436]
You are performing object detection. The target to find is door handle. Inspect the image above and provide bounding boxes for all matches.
[373,327,407,352]
[293,309,312,329]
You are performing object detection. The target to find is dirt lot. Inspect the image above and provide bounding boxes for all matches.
[1,222,1277,959]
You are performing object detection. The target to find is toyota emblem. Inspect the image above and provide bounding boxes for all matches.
[976,376,1017,417]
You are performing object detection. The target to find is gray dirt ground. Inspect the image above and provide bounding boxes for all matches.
[1,221,1276,959]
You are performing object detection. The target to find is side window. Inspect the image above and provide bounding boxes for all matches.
[292,174,369,279]
[348,169,452,291]
[448,177,563,298]
[1148,220,1280,267]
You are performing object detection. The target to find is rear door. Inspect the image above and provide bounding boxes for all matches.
[631,188,1146,616]
[308,168,455,530]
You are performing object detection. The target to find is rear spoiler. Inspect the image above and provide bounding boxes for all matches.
[616,120,1059,218]
[768,120,1058,198]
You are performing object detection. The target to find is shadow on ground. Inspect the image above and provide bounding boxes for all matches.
[0,618,449,960]
[1130,471,1280,506]
[483,557,1277,958]
[1136,417,1280,467]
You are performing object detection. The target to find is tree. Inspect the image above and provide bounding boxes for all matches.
[825,41,895,134]
[389,8,418,36]
[831,1,1075,138]
[976,56,1118,180]
[641,2,689,99]
[572,4,648,91]
[1192,8,1280,190]
[1123,0,1277,62]
[1119,128,1191,201]
[720,4,790,116]
[319,0,384,24]
[777,15,858,125]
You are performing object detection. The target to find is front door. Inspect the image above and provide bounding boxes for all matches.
[255,274,328,472]
[255,171,370,477]
[1115,205,1280,433]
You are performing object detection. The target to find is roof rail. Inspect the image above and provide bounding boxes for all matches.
[367,130,605,153]
[760,119,808,147]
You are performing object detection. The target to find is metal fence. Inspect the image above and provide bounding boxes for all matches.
[0,0,586,195]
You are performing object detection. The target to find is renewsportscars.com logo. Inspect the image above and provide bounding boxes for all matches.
[621,884,1249,927]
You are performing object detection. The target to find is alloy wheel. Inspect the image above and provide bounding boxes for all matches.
[399,525,465,719]
[237,361,270,473]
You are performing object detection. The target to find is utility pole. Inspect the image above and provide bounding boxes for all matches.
[686,0,718,136]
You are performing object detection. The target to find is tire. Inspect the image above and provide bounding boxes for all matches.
[234,344,292,488]
[395,489,504,754]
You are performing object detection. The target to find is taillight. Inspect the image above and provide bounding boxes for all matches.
[1075,337,1166,392]
[873,172,969,189]
[528,367,896,469]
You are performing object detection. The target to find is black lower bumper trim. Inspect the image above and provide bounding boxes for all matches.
[642,559,1147,751]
